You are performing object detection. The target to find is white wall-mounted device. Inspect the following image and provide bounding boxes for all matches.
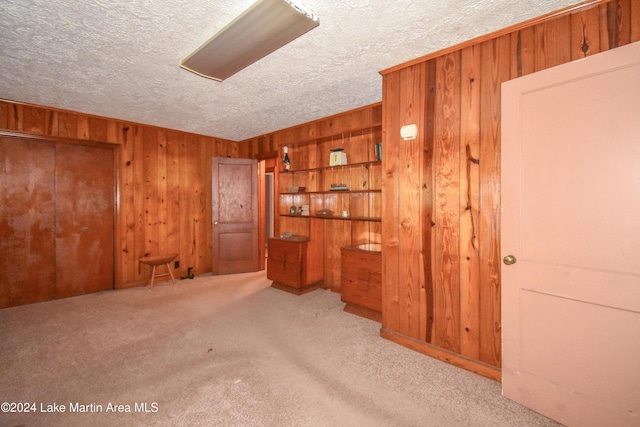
[400,124,418,140]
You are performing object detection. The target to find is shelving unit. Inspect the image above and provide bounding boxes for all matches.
[277,128,382,228]
[271,124,382,291]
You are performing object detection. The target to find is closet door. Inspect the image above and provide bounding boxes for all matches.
[0,137,56,307]
[0,137,114,308]
[55,143,114,298]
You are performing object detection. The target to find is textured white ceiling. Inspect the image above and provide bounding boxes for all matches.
[0,0,580,141]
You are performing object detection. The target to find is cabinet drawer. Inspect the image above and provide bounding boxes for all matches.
[341,248,382,312]
[267,237,306,287]
[268,239,301,262]
[267,258,302,286]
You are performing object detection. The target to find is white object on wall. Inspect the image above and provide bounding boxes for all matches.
[400,124,417,140]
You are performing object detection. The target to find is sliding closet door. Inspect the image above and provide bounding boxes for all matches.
[55,143,114,298]
[0,137,115,308]
[0,137,57,307]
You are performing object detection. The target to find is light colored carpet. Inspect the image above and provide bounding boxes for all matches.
[0,271,561,427]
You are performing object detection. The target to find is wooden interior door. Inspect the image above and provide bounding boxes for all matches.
[55,143,114,298]
[212,157,259,274]
[501,41,640,426]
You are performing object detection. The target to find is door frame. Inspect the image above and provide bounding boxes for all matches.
[257,151,278,270]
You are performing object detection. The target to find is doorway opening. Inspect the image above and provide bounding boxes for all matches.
[264,172,275,258]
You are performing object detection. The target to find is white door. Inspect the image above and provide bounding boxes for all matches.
[501,41,640,426]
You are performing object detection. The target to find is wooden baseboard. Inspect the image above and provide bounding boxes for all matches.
[115,279,148,290]
[380,328,501,382]
[343,303,381,323]
[270,281,323,295]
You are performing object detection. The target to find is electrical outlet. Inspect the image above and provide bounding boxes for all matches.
[174,261,179,269]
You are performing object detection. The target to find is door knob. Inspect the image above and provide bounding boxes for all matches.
[503,255,517,265]
[214,221,218,225]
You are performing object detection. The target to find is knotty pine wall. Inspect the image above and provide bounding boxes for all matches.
[241,103,383,289]
[380,0,640,380]
[0,100,241,288]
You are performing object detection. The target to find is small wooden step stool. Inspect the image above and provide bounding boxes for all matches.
[139,254,178,289]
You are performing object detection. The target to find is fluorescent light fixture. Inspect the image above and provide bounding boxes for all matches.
[180,0,319,81]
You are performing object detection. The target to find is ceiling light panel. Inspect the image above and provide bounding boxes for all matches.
[180,0,319,82]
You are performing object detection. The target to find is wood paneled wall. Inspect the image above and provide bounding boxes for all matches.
[0,100,240,288]
[2,0,637,378]
[379,0,640,380]
[240,104,382,160]
[241,103,383,289]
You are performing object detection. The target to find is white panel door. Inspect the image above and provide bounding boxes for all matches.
[501,41,640,427]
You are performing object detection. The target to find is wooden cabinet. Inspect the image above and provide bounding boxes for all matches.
[270,123,383,291]
[267,231,323,295]
[340,245,382,322]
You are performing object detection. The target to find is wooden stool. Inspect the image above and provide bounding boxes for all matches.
[139,254,178,289]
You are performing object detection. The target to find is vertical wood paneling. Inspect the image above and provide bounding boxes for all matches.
[165,131,181,265]
[323,220,350,290]
[156,130,168,255]
[397,64,426,340]
[2,105,382,290]
[109,121,122,285]
[76,116,89,140]
[459,45,481,360]
[119,124,136,284]
[632,0,640,40]
[132,125,146,282]
[571,5,603,58]
[0,99,241,288]
[200,137,213,272]
[180,134,197,274]
[511,27,536,78]
[6,103,20,130]
[603,0,632,48]
[422,59,437,343]
[20,105,43,135]
[0,103,8,129]
[88,117,108,143]
[381,70,401,333]
[143,128,160,257]
[534,15,573,71]
[1,0,637,369]
[187,135,201,272]
[378,0,638,375]
[432,52,461,352]
[478,34,510,368]
[56,111,79,139]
